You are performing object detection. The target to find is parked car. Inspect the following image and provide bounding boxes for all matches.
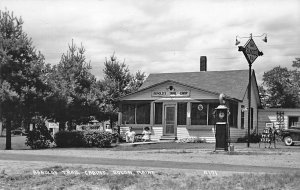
[11,129,27,136]
[281,127,300,146]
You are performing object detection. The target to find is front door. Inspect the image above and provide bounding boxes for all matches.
[164,105,176,135]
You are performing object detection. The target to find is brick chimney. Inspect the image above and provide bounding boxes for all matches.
[200,56,207,72]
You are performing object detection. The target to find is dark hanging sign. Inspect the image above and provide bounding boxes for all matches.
[245,38,259,64]
[238,38,263,64]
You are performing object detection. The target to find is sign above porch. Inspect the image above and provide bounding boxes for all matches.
[151,90,191,97]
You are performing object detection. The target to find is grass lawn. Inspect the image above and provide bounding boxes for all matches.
[1,136,300,189]
[1,165,299,190]
[113,141,215,151]
[1,135,299,152]
[0,136,29,150]
[0,135,216,151]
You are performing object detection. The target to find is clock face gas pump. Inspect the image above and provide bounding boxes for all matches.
[215,105,229,151]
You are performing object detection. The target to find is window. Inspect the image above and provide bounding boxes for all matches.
[122,104,135,124]
[191,103,207,125]
[241,106,245,129]
[289,116,299,128]
[122,103,150,124]
[229,102,238,128]
[208,103,219,125]
[154,103,163,124]
[136,103,150,124]
[177,103,187,125]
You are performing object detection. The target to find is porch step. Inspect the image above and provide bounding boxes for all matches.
[160,136,177,141]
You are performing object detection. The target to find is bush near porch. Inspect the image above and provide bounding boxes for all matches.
[54,131,114,148]
[237,132,261,143]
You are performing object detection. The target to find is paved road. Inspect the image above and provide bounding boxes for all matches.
[1,153,299,173]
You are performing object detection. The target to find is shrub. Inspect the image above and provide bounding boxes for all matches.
[25,118,54,149]
[237,132,261,143]
[83,131,113,148]
[54,130,114,148]
[111,132,122,143]
[54,131,86,148]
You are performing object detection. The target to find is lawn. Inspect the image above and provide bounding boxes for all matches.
[0,135,216,151]
[1,165,299,190]
[1,135,299,152]
[113,141,215,151]
[0,136,29,150]
[1,136,300,189]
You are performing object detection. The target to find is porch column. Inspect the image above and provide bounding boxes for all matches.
[118,112,122,126]
[187,102,191,126]
[150,101,154,126]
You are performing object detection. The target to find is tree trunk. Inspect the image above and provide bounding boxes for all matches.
[67,120,73,131]
[59,121,66,131]
[5,119,12,150]
[0,121,3,136]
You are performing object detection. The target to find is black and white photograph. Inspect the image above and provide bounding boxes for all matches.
[0,0,300,189]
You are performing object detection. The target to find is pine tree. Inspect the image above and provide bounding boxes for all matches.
[100,53,145,125]
[47,40,102,130]
[0,10,49,149]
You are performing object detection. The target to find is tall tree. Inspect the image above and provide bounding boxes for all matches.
[291,58,300,93]
[101,53,145,125]
[129,70,146,92]
[292,58,300,68]
[0,10,50,149]
[47,41,103,130]
[261,59,300,108]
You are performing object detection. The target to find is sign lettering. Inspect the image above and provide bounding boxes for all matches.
[152,90,190,97]
[244,38,259,64]
[152,91,167,96]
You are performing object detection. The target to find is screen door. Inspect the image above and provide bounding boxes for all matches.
[164,105,176,135]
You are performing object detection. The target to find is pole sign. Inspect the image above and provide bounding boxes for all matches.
[238,38,263,65]
[237,34,264,148]
[245,38,259,64]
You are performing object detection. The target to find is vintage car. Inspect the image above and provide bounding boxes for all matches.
[281,127,300,146]
[11,129,27,136]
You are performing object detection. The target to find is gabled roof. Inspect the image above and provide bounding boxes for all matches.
[139,70,253,101]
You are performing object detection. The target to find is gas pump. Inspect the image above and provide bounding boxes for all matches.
[214,94,230,151]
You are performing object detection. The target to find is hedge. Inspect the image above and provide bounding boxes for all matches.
[54,131,86,148]
[54,130,114,148]
[237,132,261,143]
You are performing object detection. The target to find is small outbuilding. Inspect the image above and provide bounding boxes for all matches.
[258,108,300,132]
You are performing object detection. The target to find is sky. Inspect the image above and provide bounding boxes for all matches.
[1,0,300,84]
